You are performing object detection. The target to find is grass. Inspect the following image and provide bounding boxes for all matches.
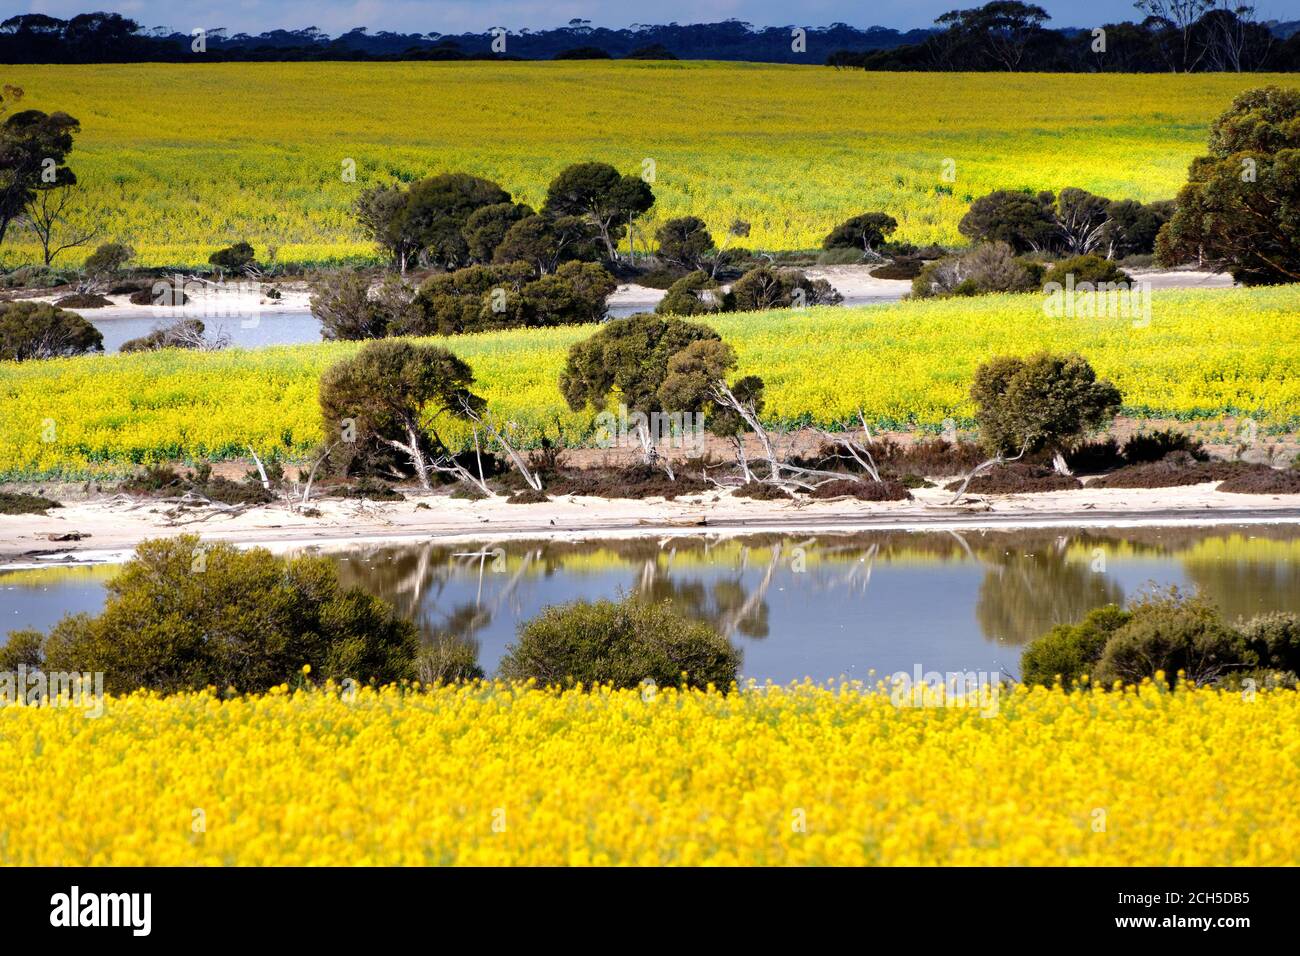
[8,63,1300,266]
[1,285,1298,480]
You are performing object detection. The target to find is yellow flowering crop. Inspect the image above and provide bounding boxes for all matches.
[1,681,1296,865]
[8,64,1300,265]
[1,286,1297,479]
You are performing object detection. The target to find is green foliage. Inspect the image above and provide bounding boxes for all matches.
[208,240,255,271]
[462,201,534,264]
[559,313,721,416]
[822,212,898,252]
[542,162,654,260]
[498,260,614,327]
[0,300,102,361]
[400,173,511,268]
[656,338,740,422]
[1021,604,1131,686]
[493,214,600,275]
[0,629,43,670]
[912,242,1040,298]
[82,241,133,277]
[497,597,740,689]
[120,318,207,353]
[1093,590,1246,687]
[1157,86,1300,284]
[958,189,1056,253]
[1098,199,1172,258]
[311,271,395,341]
[415,638,485,684]
[0,108,79,247]
[1047,254,1132,286]
[1236,612,1300,674]
[318,339,482,479]
[0,491,60,514]
[730,265,841,311]
[655,216,714,270]
[971,352,1122,457]
[31,536,418,693]
[656,270,725,315]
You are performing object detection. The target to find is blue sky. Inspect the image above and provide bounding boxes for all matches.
[11,1,1299,36]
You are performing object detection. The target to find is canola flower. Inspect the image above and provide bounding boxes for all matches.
[8,64,1300,266]
[0,680,1296,866]
[1,286,1297,479]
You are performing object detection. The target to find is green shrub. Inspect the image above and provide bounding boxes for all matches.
[415,639,485,684]
[34,536,418,694]
[1021,604,1130,686]
[911,242,1040,299]
[1092,590,1246,686]
[730,265,841,311]
[1046,254,1132,286]
[0,491,60,514]
[1235,612,1300,674]
[498,597,740,689]
[208,241,255,272]
[656,270,724,315]
[0,300,102,361]
[0,630,44,670]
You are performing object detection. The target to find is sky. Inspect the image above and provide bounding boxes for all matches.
[9,1,1299,37]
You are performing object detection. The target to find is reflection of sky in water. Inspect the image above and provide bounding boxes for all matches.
[4,528,1299,683]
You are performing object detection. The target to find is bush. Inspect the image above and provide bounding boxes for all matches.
[1217,468,1300,494]
[911,242,1040,298]
[1121,429,1206,464]
[0,300,102,361]
[1021,604,1131,686]
[415,639,484,683]
[506,488,549,504]
[656,270,725,315]
[82,242,134,278]
[311,271,397,341]
[1046,254,1132,286]
[33,536,419,694]
[732,481,794,500]
[53,292,111,308]
[208,241,256,272]
[821,212,898,254]
[1092,590,1246,687]
[1235,612,1300,674]
[655,216,715,270]
[958,190,1056,253]
[730,266,841,311]
[497,597,740,689]
[120,318,208,353]
[944,463,1081,494]
[128,285,188,306]
[971,353,1121,460]
[809,478,912,501]
[0,629,44,670]
[1088,455,1251,489]
[0,491,60,514]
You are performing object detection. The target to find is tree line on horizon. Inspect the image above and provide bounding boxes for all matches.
[829,1,1300,72]
[3,6,1299,69]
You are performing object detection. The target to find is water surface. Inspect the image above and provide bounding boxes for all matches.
[4,526,1297,682]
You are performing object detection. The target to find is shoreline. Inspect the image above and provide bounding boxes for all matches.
[5,482,1299,568]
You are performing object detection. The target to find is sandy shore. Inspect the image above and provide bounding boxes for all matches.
[4,482,1299,568]
[27,268,1231,325]
[26,283,313,321]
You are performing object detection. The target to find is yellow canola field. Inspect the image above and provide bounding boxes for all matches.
[1,286,1298,478]
[8,63,1300,265]
[1,681,1296,866]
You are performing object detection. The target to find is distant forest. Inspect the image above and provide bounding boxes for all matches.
[2,5,1299,70]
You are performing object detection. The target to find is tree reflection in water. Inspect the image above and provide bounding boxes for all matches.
[314,527,1300,670]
